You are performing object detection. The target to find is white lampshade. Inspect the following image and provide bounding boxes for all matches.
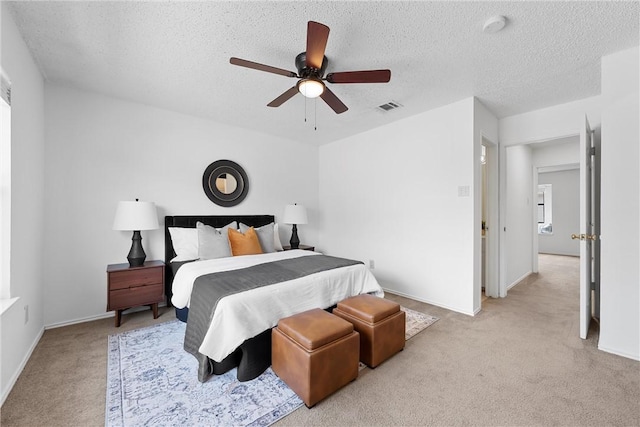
[297,78,325,98]
[282,204,308,225]
[112,200,159,231]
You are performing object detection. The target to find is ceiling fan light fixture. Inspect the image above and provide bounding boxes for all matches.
[297,78,325,98]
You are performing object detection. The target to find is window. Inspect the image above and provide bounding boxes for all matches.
[1,68,11,299]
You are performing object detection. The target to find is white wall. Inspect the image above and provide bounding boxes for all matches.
[532,137,579,167]
[598,47,639,360]
[538,170,580,256]
[319,98,478,315]
[0,3,46,404]
[43,84,319,327]
[500,96,601,146]
[504,145,533,288]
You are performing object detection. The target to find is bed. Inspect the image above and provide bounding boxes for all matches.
[164,215,384,382]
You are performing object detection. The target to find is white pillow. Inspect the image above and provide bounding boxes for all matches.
[168,227,198,262]
[273,223,284,251]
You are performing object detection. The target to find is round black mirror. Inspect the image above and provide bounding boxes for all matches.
[202,160,249,207]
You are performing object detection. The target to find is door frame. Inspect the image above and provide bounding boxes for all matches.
[579,115,594,339]
[481,136,500,299]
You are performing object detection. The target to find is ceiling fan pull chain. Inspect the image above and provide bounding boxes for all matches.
[314,98,317,131]
[304,96,307,123]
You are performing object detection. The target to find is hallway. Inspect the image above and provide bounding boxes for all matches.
[500,253,589,341]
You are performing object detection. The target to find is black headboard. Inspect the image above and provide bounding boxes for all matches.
[164,215,275,304]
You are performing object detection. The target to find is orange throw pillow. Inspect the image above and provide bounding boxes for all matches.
[228,227,264,256]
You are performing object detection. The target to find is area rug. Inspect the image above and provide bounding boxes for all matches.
[106,306,438,426]
[106,320,301,427]
[402,306,439,340]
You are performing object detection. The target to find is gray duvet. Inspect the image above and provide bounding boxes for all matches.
[184,254,363,382]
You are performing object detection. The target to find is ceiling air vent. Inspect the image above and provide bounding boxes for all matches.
[377,101,403,112]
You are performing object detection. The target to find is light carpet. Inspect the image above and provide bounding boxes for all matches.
[106,306,437,426]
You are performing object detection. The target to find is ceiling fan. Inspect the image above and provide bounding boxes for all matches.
[230,21,391,114]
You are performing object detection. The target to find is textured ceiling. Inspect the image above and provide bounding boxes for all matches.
[7,1,639,145]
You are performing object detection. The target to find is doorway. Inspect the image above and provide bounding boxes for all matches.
[500,127,600,339]
[533,163,580,271]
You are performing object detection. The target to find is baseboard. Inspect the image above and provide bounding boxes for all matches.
[507,271,533,290]
[45,303,169,330]
[383,287,476,316]
[538,251,579,257]
[598,344,640,361]
[45,312,114,329]
[1,325,44,407]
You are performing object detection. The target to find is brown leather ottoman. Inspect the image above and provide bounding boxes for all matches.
[272,308,360,408]
[333,294,405,368]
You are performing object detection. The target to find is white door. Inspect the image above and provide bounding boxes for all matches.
[577,115,595,339]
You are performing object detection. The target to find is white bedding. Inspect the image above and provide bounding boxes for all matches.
[171,250,384,362]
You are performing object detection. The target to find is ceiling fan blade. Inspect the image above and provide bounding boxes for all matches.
[326,70,391,84]
[230,57,297,78]
[267,86,299,107]
[306,21,330,69]
[320,87,348,114]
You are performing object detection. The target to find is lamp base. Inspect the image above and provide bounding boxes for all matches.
[289,224,300,249]
[127,230,146,267]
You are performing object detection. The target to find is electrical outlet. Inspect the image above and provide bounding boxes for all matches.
[369,259,375,269]
[24,305,29,324]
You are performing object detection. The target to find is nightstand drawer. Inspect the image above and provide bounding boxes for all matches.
[109,283,163,310]
[109,267,163,290]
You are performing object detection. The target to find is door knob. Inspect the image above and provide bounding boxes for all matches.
[586,234,597,241]
[571,233,583,240]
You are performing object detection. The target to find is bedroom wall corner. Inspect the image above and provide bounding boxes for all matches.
[42,84,319,327]
[0,3,46,405]
[318,97,478,316]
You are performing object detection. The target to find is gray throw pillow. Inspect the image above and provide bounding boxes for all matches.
[196,221,236,260]
[239,222,275,253]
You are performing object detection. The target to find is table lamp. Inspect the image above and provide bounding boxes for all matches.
[112,199,159,267]
[282,203,308,249]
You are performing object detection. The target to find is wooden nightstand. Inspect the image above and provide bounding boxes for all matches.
[107,260,165,327]
[282,244,315,251]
